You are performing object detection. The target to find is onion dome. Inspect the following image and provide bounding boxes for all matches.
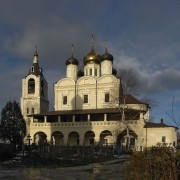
[66,56,79,66]
[112,68,117,76]
[101,50,114,62]
[66,44,79,66]
[83,35,101,65]
[83,48,101,65]
[101,41,114,62]
[77,69,84,77]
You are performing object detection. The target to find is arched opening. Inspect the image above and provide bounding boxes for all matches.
[68,131,79,146]
[100,130,113,145]
[84,131,95,146]
[117,129,137,151]
[34,131,47,144]
[51,131,64,145]
[31,107,34,114]
[28,78,35,94]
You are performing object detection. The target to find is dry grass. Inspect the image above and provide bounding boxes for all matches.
[124,147,180,180]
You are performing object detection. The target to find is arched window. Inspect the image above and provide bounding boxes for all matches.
[89,69,92,76]
[28,78,35,94]
[95,68,97,76]
[31,107,34,114]
[84,94,88,104]
[63,96,67,105]
[26,108,29,114]
[105,93,110,102]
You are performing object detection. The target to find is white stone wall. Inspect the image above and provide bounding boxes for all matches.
[84,63,100,78]
[66,64,78,80]
[54,78,76,110]
[76,77,97,109]
[143,127,178,148]
[101,60,112,75]
[54,74,122,111]
[97,75,120,108]
[29,119,142,144]
[21,75,49,116]
[21,73,49,136]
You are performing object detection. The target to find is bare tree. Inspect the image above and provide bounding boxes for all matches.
[166,96,180,128]
[108,68,149,151]
[165,96,180,146]
[117,68,139,96]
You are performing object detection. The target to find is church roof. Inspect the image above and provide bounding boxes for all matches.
[27,49,43,77]
[144,119,177,128]
[119,94,144,104]
[30,108,145,117]
[83,48,101,65]
[28,62,43,77]
[66,55,79,66]
[101,49,114,62]
[83,35,101,65]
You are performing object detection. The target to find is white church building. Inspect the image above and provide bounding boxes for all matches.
[20,39,178,151]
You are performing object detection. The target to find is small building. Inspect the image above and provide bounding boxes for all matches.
[144,119,178,148]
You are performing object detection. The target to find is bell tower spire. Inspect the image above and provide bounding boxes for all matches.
[33,46,38,63]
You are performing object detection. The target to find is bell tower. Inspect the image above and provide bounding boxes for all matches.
[20,48,49,132]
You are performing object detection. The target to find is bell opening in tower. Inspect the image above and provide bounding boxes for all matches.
[28,78,35,94]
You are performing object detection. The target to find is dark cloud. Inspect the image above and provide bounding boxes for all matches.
[0,0,180,122]
[115,53,180,94]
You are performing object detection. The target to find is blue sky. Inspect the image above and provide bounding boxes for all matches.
[0,0,180,125]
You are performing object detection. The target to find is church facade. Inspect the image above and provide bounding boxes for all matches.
[20,40,178,151]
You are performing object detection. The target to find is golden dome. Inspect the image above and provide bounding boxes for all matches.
[83,48,101,65]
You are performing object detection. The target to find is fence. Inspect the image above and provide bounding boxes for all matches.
[24,143,126,158]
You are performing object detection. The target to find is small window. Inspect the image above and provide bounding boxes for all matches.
[105,93,110,102]
[90,69,92,75]
[27,108,29,114]
[31,66,34,72]
[31,108,34,114]
[162,136,166,143]
[84,95,88,104]
[63,96,67,105]
[95,69,97,76]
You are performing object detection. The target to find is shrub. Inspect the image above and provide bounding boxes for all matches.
[124,147,180,180]
[0,146,14,161]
